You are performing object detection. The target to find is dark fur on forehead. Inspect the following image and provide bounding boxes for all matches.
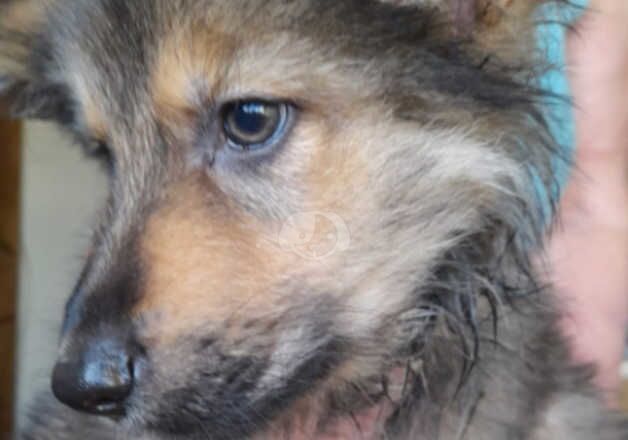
[1,0,567,118]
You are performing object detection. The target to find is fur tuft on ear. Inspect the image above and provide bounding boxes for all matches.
[381,0,560,63]
[471,0,544,62]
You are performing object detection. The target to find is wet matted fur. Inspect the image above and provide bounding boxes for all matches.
[2,0,627,439]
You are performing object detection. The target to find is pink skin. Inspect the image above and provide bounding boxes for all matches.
[547,0,628,404]
[284,405,393,440]
[258,369,406,440]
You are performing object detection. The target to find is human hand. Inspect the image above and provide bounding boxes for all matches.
[547,0,628,404]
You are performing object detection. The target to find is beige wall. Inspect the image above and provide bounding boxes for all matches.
[16,122,107,431]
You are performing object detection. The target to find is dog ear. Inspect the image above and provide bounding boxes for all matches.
[382,0,548,62]
[0,0,64,119]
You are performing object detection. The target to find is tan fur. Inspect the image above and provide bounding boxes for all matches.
[386,0,542,62]
[7,1,626,439]
[78,91,108,140]
[137,174,288,344]
[0,0,47,32]
[0,0,48,81]
[474,0,541,62]
[151,25,235,132]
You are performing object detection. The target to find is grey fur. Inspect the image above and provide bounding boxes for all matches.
[1,0,626,439]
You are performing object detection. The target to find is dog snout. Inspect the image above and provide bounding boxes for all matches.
[52,336,137,416]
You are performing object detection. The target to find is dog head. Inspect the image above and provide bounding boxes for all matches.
[1,0,561,438]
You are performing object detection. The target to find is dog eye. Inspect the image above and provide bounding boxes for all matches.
[221,100,291,151]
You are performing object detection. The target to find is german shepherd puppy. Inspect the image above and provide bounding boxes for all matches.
[2,0,627,438]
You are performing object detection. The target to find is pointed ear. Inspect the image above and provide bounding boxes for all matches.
[471,0,544,61]
[383,0,478,37]
[0,0,63,119]
[382,0,552,62]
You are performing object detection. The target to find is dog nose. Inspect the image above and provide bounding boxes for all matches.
[52,339,135,416]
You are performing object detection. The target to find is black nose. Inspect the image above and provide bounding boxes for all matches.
[52,339,135,416]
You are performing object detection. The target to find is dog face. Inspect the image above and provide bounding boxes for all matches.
[1,0,557,438]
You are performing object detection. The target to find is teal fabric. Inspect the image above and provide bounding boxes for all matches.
[537,1,587,187]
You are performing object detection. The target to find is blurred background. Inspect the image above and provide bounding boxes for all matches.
[0,112,107,437]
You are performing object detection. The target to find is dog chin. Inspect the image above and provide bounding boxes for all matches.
[253,366,408,440]
[126,366,406,440]
[122,400,392,440]
[255,372,407,440]
[254,403,395,440]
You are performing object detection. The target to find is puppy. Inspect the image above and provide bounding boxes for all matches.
[1,0,626,438]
